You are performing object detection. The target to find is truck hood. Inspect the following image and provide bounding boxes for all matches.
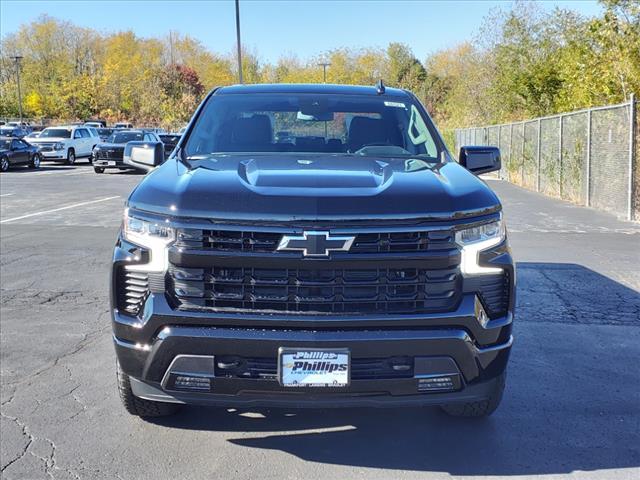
[29,137,68,143]
[128,155,501,222]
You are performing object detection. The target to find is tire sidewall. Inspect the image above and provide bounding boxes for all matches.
[31,153,41,169]
[0,157,9,172]
[67,149,76,165]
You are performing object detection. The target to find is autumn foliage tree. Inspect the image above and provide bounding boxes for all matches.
[1,1,638,134]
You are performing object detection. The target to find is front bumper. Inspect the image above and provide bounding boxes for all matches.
[39,150,66,159]
[93,158,127,168]
[113,293,513,407]
[112,225,515,408]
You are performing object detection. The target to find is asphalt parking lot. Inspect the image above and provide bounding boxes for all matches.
[1,163,639,480]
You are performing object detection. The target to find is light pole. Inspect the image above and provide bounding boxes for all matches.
[11,55,23,123]
[235,0,243,84]
[317,62,331,139]
[318,62,330,83]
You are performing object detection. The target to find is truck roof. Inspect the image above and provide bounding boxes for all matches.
[216,83,410,97]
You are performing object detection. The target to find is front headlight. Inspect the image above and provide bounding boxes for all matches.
[455,218,506,276]
[122,208,175,272]
[54,143,65,150]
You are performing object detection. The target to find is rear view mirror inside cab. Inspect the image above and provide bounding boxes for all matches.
[298,97,333,121]
[296,111,334,122]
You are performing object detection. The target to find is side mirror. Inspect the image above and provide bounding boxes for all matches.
[458,146,501,175]
[123,141,165,172]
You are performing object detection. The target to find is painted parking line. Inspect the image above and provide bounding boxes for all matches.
[3,170,63,176]
[0,193,14,197]
[1,169,88,176]
[0,196,121,224]
[63,170,95,176]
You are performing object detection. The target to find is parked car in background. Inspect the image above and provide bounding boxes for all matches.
[96,128,114,142]
[113,122,134,129]
[6,121,32,130]
[24,131,41,140]
[92,129,161,173]
[142,127,166,135]
[87,127,100,140]
[28,125,99,164]
[0,125,29,138]
[0,136,42,172]
[85,120,107,128]
[158,133,181,160]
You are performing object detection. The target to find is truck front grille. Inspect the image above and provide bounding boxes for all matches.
[36,143,55,152]
[169,266,461,315]
[175,228,455,254]
[96,148,124,161]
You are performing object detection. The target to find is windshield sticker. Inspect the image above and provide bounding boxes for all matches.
[384,101,406,108]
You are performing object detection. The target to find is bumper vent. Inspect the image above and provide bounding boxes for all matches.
[169,266,460,315]
[477,271,510,319]
[117,269,149,316]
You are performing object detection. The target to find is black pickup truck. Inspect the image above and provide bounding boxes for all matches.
[111,83,514,419]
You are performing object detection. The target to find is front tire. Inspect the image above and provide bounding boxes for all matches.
[0,157,9,172]
[66,148,76,165]
[94,167,105,174]
[440,372,506,418]
[29,153,41,169]
[116,361,180,418]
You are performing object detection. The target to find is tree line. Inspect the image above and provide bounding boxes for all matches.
[0,0,638,137]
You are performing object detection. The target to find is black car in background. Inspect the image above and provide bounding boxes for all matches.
[158,134,181,160]
[92,130,161,173]
[96,128,114,142]
[0,136,42,172]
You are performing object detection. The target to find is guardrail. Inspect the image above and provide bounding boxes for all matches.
[455,95,638,221]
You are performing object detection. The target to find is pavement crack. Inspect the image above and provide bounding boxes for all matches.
[0,412,34,473]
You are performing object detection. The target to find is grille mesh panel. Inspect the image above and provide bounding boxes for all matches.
[169,266,461,315]
[215,357,414,380]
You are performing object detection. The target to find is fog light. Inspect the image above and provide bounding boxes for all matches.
[161,354,215,392]
[174,376,211,391]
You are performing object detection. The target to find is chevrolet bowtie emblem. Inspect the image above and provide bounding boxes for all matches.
[277,231,355,257]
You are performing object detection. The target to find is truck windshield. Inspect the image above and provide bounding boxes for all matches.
[184,93,441,160]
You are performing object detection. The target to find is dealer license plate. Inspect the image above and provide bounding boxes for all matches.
[279,349,350,387]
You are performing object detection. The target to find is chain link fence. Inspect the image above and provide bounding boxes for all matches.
[455,96,638,221]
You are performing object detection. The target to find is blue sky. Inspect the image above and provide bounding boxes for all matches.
[1,0,603,62]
